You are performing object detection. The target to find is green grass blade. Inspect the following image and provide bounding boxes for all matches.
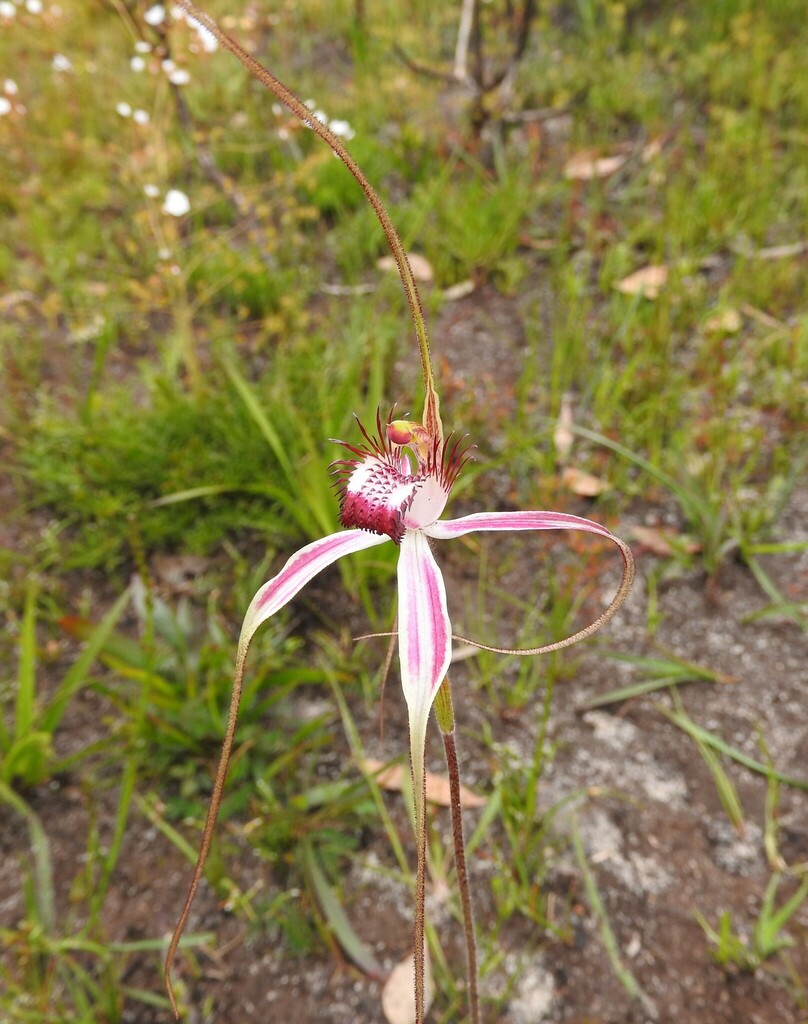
[571,820,646,1004]
[150,482,273,506]
[583,651,725,708]
[135,793,202,864]
[14,581,38,740]
[694,737,745,834]
[40,586,131,734]
[756,873,808,955]
[301,838,385,981]
[222,355,295,482]
[90,752,138,917]
[583,677,694,709]
[660,706,808,791]
[743,554,807,629]
[0,780,55,933]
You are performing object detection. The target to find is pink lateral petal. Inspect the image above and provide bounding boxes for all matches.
[424,510,635,658]
[423,509,613,540]
[238,530,389,656]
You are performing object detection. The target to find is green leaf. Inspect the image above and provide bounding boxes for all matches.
[301,838,385,981]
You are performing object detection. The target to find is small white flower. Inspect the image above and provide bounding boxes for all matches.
[312,109,327,125]
[195,24,217,52]
[4,79,18,95]
[144,4,165,26]
[133,108,149,124]
[52,54,73,73]
[169,4,186,20]
[26,0,43,13]
[130,56,145,73]
[161,58,175,73]
[168,68,190,86]
[162,189,190,217]
[143,183,160,198]
[158,246,172,259]
[135,41,152,54]
[328,119,354,140]
[0,2,16,20]
[0,97,11,116]
[116,101,132,117]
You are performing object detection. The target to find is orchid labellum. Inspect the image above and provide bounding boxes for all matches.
[166,4,635,1022]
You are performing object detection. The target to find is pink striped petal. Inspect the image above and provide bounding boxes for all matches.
[423,509,635,657]
[397,530,452,728]
[397,531,451,813]
[424,509,613,540]
[238,530,389,657]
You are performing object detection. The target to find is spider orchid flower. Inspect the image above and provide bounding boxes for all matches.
[239,410,634,839]
[166,404,634,1022]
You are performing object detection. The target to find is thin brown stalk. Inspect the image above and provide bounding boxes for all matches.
[173,0,441,441]
[164,654,249,1017]
[413,755,428,1024]
[442,728,481,1024]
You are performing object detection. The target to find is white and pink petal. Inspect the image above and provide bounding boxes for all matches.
[237,529,389,660]
[396,530,452,776]
[424,509,615,540]
[424,509,635,657]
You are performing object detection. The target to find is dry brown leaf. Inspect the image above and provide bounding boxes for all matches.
[363,758,486,809]
[561,466,609,497]
[564,150,627,180]
[615,264,668,299]
[629,525,702,557]
[553,392,575,464]
[377,252,434,283]
[641,137,664,163]
[382,951,434,1024]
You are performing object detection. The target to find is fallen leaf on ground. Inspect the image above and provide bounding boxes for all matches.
[377,252,433,282]
[363,758,486,809]
[641,137,665,162]
[443,279,475,301]
[564,150,627,180]
[615,264,668,299]
[553,392,575,464]
[629,525,702,557]
[382,951,434,1024]
[561,466,609,497]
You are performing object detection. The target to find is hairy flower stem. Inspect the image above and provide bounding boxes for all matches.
[174,0,442,441]
[412,739,428,1024]
[434,678,481,1024]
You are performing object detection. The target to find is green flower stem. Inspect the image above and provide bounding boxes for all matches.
[435,677,480,1024]
[174,0,442,441]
